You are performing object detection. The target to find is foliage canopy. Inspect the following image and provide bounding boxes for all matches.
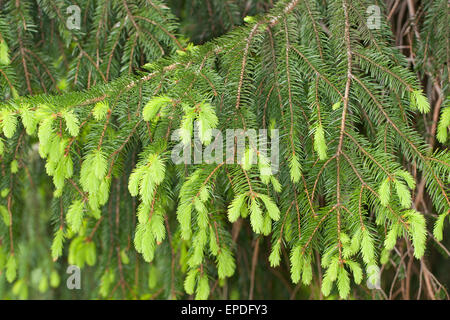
[0,0,449,300]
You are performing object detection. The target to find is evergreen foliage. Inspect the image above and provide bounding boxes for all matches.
[0,0,448,300]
